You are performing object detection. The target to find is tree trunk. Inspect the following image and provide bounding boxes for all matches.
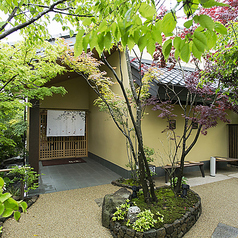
[125,47,157,203]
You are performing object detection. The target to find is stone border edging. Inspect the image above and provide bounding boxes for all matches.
[109,189,201,238]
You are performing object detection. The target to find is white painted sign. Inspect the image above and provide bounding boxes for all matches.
[46,110,85,137]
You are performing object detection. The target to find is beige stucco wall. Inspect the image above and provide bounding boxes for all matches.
[142,105,238,167]
[88,50,130,170]
[88,90,129,169]
[40,76,89,110]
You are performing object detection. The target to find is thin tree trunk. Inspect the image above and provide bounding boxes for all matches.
[125,47,157,203]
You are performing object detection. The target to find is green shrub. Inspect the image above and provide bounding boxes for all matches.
[7,166,40,193]
[0,177,27,232]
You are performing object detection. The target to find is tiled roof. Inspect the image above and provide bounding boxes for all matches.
[130,58,195,87]
[130,58,195,100]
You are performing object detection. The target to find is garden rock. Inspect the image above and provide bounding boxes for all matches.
[127,206,141,223]
[102,188,131,228]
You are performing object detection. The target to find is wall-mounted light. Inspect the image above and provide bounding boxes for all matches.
[169,120,176,130]
[192,121,198,129]
[181,184,190,198]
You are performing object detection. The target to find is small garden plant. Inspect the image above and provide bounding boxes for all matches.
[170,176,188,190]
[112,199,132,221]
[1,165,40,199]
[131,209,163,232]
[122,146,156,187]
[0,177,27,232]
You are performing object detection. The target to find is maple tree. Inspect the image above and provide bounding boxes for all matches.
[199,0,238,25]
[146,69,235,193]
[63,0,229,201]
[0,40,67,162]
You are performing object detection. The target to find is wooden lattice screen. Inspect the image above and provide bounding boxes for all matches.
[228,124,238,159]
[39,110,88,160]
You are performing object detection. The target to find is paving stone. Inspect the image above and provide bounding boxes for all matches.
[211,223,238,238]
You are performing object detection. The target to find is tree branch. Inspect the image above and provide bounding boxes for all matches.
[184,124,202,156]
[0,0,67,40]
[0,7,18,32]
[0,75,18,92]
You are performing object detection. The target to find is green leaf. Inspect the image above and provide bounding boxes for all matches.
[0,203,4,215]
[74,29,84,57]
[184,20,193,29]
[162,12,176,35]
[127,36,135,51]
[6,0,13,7]
[193,38,205,53]
[111,22,117,39]
[138,35,147,52]
[82,18,92,27]
[82,34,90,52]
[104,32,112,50]
[97,33,105,51]
[162,39,172,59]
[174,49,180,60]
[14,211,21,221]
[179,39,185,51]
[180,43,190,63]
[147,33,156,56]
[192,42,202,60]
[193,15,199,24]
[152,21,162,44]
[133,29,141,45]
[19,201,27,212]
[98,19,107,33]
[2,208,14,218]
[201,0,229,8]
[193,31,207,48]
[214,22,227,35]
[134,15,142,27]
[0,177,4,188]
[0,193,11,203]
[139,3,156,20]
[173,37,182,50]
[69,29,74,37]
[121,34,128,47]
[204,30,217,49]
[113,24,121,41]
[198,15,214,31]
[89,31,98,50]
[4,197,19,210]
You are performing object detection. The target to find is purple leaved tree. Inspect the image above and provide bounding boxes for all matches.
[147,71,235,194]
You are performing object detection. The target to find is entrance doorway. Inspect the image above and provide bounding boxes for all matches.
[39,110,88,160]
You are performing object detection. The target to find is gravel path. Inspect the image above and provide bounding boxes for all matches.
[184,177,238,238]
[2,184,119,238]
[3,178,238,237]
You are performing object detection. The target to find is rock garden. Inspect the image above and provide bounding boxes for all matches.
[102,178,202,238]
